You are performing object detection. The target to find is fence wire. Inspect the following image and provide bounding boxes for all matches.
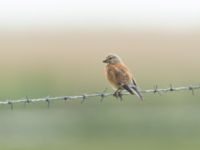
[0,84,200,109]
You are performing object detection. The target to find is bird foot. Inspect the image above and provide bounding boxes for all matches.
[113,91,123,101]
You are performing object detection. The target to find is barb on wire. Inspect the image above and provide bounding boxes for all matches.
[45,96,50,108]
[8,101,13,110]
[81,94,87,104]
[188,86,195,95]
[0,84,199,109]
[98,88,107,103]
[153,85,161,95]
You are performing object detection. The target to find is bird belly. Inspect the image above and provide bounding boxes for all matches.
[107,77,120,90]
[106,68,120,90]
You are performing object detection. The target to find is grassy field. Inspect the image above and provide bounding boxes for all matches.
[0,29,199,150]
[0,94,200,150]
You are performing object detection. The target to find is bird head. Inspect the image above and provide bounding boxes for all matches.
[103,54,122,64]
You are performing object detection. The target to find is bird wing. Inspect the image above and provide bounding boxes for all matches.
[106,64,143,100]
[132,79,137,86]
[113,63,132,86]
[131,84,143,101]
[113,64,143,100]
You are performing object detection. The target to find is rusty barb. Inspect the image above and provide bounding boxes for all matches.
[0,84,200,109]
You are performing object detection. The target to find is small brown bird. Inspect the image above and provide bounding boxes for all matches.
[103,54,143,100]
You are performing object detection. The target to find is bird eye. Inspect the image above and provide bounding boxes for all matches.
[106,57,112,60]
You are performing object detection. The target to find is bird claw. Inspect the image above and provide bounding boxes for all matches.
[113,91,123,101]
[118,92,123,101]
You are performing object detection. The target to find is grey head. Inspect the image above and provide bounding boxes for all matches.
[103,54,122,64]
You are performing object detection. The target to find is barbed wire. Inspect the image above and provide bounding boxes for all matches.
[0,84,200,109]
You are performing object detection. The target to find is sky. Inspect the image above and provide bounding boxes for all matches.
[0,0,200,30]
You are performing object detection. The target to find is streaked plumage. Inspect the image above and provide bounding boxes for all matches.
[103,54,143,100]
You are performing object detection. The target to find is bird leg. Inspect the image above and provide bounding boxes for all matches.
[113,88,123,101]
[118,91,123,101]
[113,89,120,97]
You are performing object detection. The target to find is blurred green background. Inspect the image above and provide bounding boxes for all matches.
[0,30,199,150]
[0,0,200,149]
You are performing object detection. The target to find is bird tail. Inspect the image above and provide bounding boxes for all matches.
[123,85,143,101]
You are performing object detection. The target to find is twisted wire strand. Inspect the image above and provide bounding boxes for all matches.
[1,84,200,109]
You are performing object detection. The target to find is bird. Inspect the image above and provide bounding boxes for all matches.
[103,54,143,101]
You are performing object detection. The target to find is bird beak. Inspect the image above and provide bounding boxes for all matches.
[103,59,107,63]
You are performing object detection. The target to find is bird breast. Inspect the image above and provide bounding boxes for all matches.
[105,63,132,89]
